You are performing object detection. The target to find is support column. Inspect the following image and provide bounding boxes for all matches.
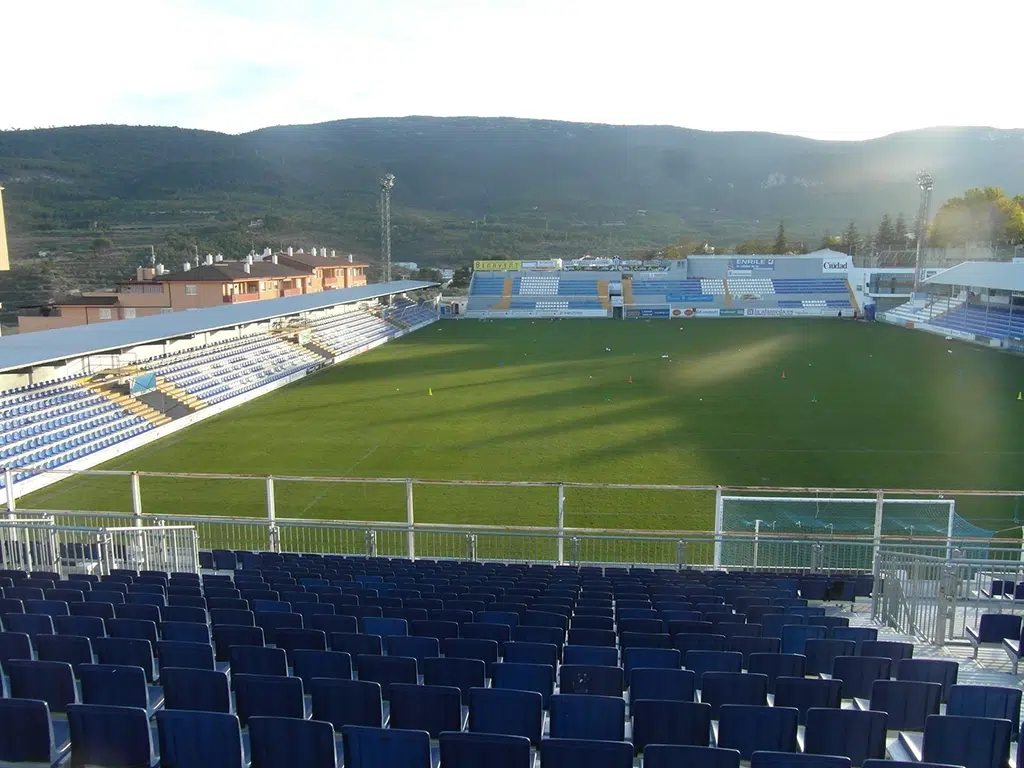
[406,479,416,561]
[4,467,15,517]
[557,484,566,565]
[131,472,144,527]
[713,487,724,567]
[266,476,280,553]
[871,490,884,615]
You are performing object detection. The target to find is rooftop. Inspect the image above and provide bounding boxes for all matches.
[157,261,311,282]
[279,251,369,269]
[0,280,434,374]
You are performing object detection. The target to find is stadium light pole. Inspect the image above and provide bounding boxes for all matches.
[913,171,934,296]
[380,174,395,285]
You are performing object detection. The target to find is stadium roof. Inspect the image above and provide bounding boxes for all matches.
[922,261,1024,292]
[0,280,434,374]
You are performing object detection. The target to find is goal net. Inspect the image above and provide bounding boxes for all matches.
[717,494,992,570]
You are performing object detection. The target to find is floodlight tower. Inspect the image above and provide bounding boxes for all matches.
[912,171,934,295]
[380,173,395,283]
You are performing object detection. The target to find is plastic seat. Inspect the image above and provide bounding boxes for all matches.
[782,624,827,655]
[274,628,327,663]
[643,745,741,768]
[726,636,780,668]
[162,667,231,713]
[503,641,558,668]
[558,663,623,696]
[946,684,1022,740]
[629,666,695,705]
[253,612,302,645]
[212,625,264,662]
[831,656,891,700]
[54,615,106,640]
[7,659,78,713]
[389,682,463,737]
[686,650,742,689]
[539,737,634,768]
[675,633,727,655]
[106,617,158,647]
[249,715,336,768]
[70,602,115,620]
[233,673,304,726]
[717,704,799,759]
[632,699,711,754]
[161,621,210,644]
[492,662,555,709]
[156,710,246,768]
[24,600,70,618]
[831,626,878,651]
[360,616,407,637]
[752,752,851,768]
[444,638,500,677]
[310,677,383,729]
[115,603,161,624]
[622,646,680,683]
[438,732,532,768]
[804,707,887,767]
[860,640,913,670]
[774,676,842,725]
[35,633,93,673]
[567,628,615,647]
[460,622,510,645]
[385,635,439,664]
[549,693,626,741]
[921,715,1012,768]
[512,625,564,652]
[869,679,941,731]
[468,687,543,746]
[805,639,856,676]
[341,724,431,768]
[67,704,154,768]
[896,659,959,703]
[229,645,287,678]
[80,663,162,713]
[292,648,352,686]
[157,640,216,674]
[701,672,768,718]
[423,656,485,704]
[356,654,417,700]
[0,697,71,766]
[94,637,156,682]
[4,612,55,641]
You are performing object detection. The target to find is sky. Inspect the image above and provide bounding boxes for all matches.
[4,0,1022,141]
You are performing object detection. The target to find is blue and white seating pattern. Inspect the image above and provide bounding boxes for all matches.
[311,309,402,357]
[0,557,1015,768]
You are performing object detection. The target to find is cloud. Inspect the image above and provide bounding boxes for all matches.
[3,0,1021,139]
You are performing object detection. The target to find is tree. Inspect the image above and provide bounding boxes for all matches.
[929,187,1024,247]
[893,213,909,246]
[838,220,860,256]
[90,237,112,252]
[773,220,788,254]
[819,231,841,250]
[735,240,773,255]
[875,213,896,248]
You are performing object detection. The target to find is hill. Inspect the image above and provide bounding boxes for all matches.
[1,119,1022,313]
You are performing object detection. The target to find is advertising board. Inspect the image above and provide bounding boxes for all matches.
[822,255,852,273]
[474,260,522,271]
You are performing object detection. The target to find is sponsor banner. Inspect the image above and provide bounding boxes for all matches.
[474,260,522,272]
[744,307,838,318]
[306,362,328,375]
[666,293,714,303]
[520,259,562,270]
[672,307,721,318]
[729,258,775,272]
[720,308,745,317]
[727,269,751,277]
[610,296,623,307]
[822,256,851,273]
[627,307,670,319]
[695,308,721,317]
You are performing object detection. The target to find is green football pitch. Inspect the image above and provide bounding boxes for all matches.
[23,319,1024,533]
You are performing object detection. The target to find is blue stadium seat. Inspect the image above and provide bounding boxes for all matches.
[805,707,887,767]
[549,693,626,741]
[229,645,288,678]
[503,641,558,668]
[410,619,459,643]
[727,636,781,668]
[622,646,680,682]
[966,613,1022,658]
[782,624,827,655]
[54,614,106,640]
[162,667,231,713]
[869,680,941,731]
[444,638,500,677]
[717,704,799,760]
[80,663,162,713]
[156,710,246,768]
[492,662,555,709]
[643,745,740,768]
[752,752,851,768]
[805,639,856,676]
[422,656,485,704]
[356,655,417,700]
[70,602,115,620]
[67,704,155,768]
[675,633,727,655]
[389,682,463,737]
[620,631,672,650]
[832,656,891,699]
[360,616,407,637]
[253,612,302,645]
[513,625,564,652]
[460,622,510,645]
[921,715,1012,768]
[385,635,439,664]
[161,621,210,644]
[571,615,614,631]
[896,659,959,703]
[115,603,161,624]
[0,698,71,767]
[233,673,305,727]
[630,667,695,704]
[330,632,382,657]
[341,724,431,768]
[946,684,1022,740]
[163,606,207,625]
[632,699,711,753]
[249,716,336,768]
[539,738,634,768]
[292,648,352,687]
[558,664,623,696]
[310,678,383,729]
[157,640,216,674]
[106,617,158,647]
[438,732,532,768]
[700,672,768,718]
[563,645,617,667]
[860,640,913,670]
[94,637,156,682]
[35,633,93,673]
[212,625,264,662]
[686,650,742,689]
[567,628,615,647]
[4,612,55,641]
[25,600,70,618]
[7,659,78,713]
[468,687,543,746]
[773,676,842,725]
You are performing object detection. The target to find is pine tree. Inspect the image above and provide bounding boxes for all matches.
[893,213,908,247]
[840,220,860,256]
[876,213,896,248]
[773,220,788,254]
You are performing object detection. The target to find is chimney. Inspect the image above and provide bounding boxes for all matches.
[183,262,190,272]
[205,253,214,266]
[320,247,327,258]
[271,253,278,265]
[214,253,223,262]
[331,249,336,259]
[244,263,251,274]
[156,263,165,275]
[246,253,254,266]
[298,248,304,254]
[287,246,294,257]
[348,253,354,263]
[263,247,272,258]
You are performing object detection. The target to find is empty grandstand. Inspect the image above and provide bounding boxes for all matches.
[0,282,437,496]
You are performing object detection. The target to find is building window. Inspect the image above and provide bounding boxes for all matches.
[160,308,173,314]
[185,285,197,296]
[123,308,137,319]
[98,308,112,320]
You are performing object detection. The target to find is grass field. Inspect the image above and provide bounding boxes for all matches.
[23,319,1024,534]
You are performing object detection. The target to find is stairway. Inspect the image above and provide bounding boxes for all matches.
[155,378,207,412]
[80,379,172,427]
